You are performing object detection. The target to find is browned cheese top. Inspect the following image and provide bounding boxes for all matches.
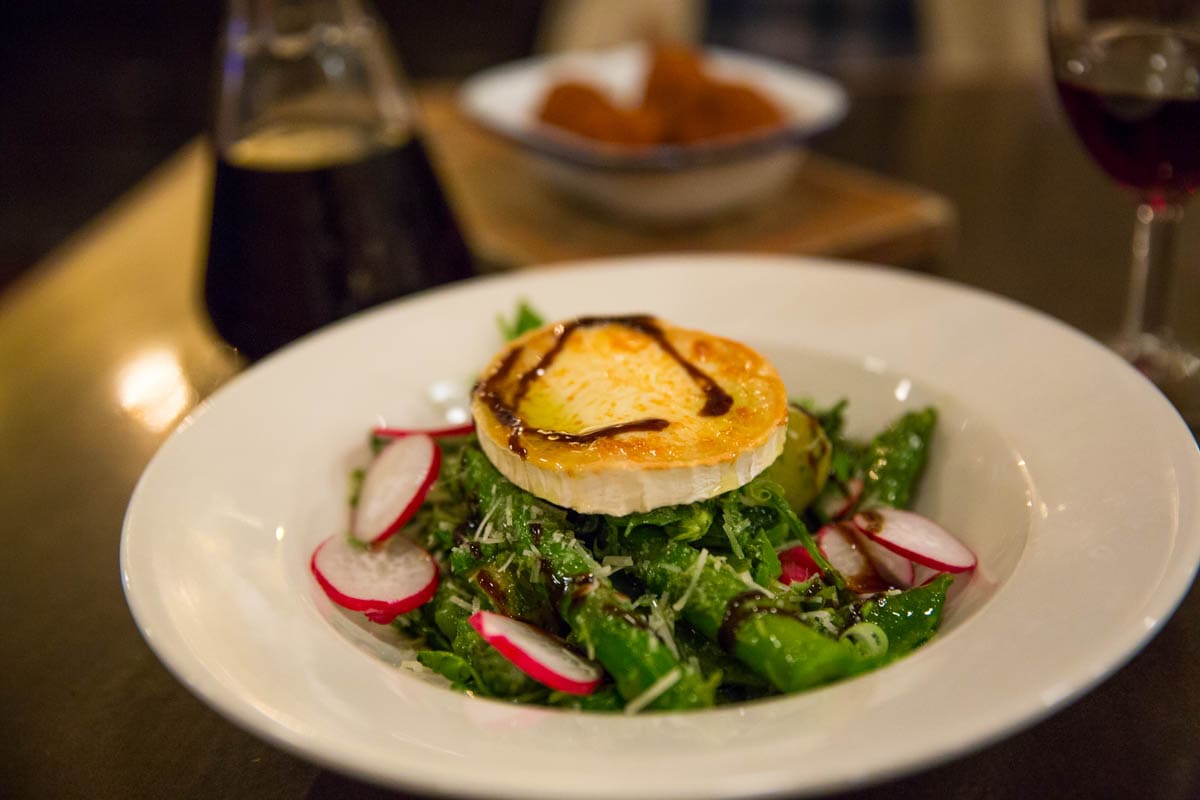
[470,316,788,474]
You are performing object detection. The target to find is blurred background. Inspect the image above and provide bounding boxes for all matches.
[0,0,1046,291]
[6,4,1200,799]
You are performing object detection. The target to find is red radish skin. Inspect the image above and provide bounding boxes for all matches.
[777,544,822,585]
[311,534,439,624]
[817,523,888,594]
[852,509,977,573]
[469,611,602,695]
[373,422,475,439]
[352,434,441,545]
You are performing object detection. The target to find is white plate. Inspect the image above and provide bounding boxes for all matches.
[121,255,1200,799]
[458,45,848,222]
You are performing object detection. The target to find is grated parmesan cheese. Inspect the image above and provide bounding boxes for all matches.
[646,596,679,658]
[623,668,682,715]
[601,555,634,575]
[474,502,499,542]
[736,571,771,597]
[448,595,474,612]
[723,513,748,560]
[672,548,708,611]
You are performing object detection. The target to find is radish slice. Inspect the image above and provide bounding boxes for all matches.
[777,544,821,585]
[852,529,915,588]
[373,422,475,439]
[469,610,602,695]
[311,534,439,624]
[912,564,943,586]
[820,477,864,521]
[352,434,441,545]
[817,523,888,595]
[852,509,976,573]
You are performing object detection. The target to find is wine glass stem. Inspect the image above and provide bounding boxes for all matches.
[1124,201,1183,340]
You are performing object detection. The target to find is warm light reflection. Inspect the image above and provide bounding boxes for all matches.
[275,526,286,542]
[116,348,195,432]
[862,355,887,374]
[893,378,912,402]
[1039,683,1072,708]
[428,379,472,424]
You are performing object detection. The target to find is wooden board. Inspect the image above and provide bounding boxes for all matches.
[416,86,956,271]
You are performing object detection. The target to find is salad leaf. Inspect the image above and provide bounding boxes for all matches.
[859,407,937,510]
[498,300,545,341]
[417,650,474,684]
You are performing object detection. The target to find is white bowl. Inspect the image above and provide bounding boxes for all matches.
[458,45,848,223]
[121,255,1200,799]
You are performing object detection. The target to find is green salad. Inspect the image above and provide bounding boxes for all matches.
[310,306,974,713]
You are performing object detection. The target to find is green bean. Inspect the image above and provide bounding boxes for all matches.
[620,526,857,693]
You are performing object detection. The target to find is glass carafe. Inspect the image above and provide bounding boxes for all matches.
[204,0,474,361]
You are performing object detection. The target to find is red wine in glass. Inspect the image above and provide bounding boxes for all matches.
[1054,28,1200,203]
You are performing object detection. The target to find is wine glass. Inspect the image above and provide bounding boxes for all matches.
[1047,0,1200,427]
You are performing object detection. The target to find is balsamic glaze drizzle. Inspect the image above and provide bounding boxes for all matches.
[474,569,508,614]
[717,589,808,651]
[476,315,734,458]
[544,563,599,616]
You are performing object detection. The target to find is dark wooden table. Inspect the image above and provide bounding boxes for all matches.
[3,75,1198,800]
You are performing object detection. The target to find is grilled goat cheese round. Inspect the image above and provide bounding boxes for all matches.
[470,315,788,515]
